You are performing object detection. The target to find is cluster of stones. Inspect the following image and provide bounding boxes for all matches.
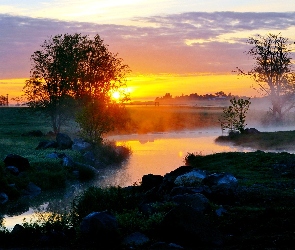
[1,154,41,205]
[0,132,94,205]
[77,166,239,249]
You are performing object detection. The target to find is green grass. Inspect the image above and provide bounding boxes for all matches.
[185,150,295,186]
[216,130,295,150]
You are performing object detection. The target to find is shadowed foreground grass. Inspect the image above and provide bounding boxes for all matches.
[185,150,295,249]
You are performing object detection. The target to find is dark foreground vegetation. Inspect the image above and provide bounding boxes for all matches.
[1,150,295,249]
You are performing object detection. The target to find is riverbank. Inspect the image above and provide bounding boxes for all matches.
[216,129,295,151]
[1,150,295,249]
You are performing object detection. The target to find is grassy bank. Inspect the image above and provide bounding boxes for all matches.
[0,107,130,211]
[216,130,295,151]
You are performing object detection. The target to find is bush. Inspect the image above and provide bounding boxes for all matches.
[75,164,97,181]
[71,186,141,224]
[93,140,132,166]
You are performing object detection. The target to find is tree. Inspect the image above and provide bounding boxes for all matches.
[239,33,295,121]
[219,97,251,134]
[0,95,8,106]
[23,33,130,134]
[76,98,129,144]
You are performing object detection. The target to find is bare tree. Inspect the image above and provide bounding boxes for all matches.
[239,33,295,121]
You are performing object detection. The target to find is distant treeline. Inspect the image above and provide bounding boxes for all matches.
[155,91,236,102]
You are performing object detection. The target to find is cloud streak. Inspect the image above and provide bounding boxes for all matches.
[0,12,294,79]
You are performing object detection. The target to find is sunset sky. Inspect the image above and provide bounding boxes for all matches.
[1,1,295,102]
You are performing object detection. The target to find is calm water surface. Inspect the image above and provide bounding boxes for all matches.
[4,128,252,229]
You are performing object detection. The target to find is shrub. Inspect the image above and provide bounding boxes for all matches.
[219,97,251,134]
[71,186,141,224]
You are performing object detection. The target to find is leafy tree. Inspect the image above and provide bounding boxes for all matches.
[23,33,130,135]
[76,98,129,144]
[0,95,8,106]
[219,97,251,133]
[239,33,295,121]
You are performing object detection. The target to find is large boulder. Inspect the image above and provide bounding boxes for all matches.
[141,174,163,191]
[72,139,92,153]
[171,193,210,213]
[174,169,207,187]
[202,173,238,204]
[202,172,238,191]
[56,133,73,150]
[80,211,119,248]
[160,205,222,247]
[4,154,30,172]
[158,166,194,194]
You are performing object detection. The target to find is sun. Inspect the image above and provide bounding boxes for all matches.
[112,91,120,100]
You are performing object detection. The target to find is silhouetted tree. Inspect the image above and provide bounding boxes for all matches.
[239,33,295,121]
[0,95,8,106]
[23,33,130,135]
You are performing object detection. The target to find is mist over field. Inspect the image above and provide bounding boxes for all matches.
[116,97,295,136]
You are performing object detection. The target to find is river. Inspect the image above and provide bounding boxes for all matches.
[3,128,254,229]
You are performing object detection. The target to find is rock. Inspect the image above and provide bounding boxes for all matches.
[150,242,184,249]
[122,232,150,247]
[160,205,222,247]
[216,206,228,217]
[165,165,194,180]
[202,173,238,204]
[36,140,58,150]
[170,186,209,196]
[202,172,238,190]
[46,152,59,159]
[171,193,210,213]
[56,133,73,150]
[141,174,163,191]
[158,166,194,194]
[72,139,92,152]
[6,166,20,175]
[174,169,207,186]
[61,155,75,167]
[0,192,8,204]
[4,154,30,172]
[22,182,41,197]
[80,211,119,248]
